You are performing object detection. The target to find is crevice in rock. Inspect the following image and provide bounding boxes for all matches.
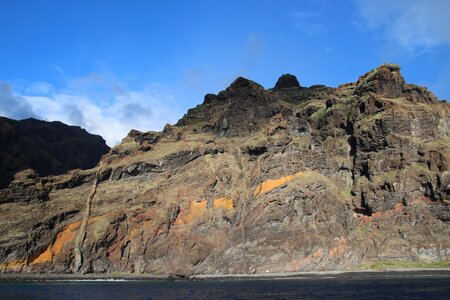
[346,115,373,217]
[247,146,268,158]
[353,206,372,216]
[361,161,370,179]
[167,206,180,230]
[423,181,436,201]
[401,198,407,207]
[345,118,357,183]
[354,192,372,216]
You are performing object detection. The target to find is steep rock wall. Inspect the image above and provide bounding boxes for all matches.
[0,64,448,275]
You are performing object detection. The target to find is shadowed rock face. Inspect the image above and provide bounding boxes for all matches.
[0,64,449,275]
[274,74,300,90]
[0,117,110,189]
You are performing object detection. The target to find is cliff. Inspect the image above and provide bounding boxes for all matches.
[0,117,110,189]
[0,64,448,275]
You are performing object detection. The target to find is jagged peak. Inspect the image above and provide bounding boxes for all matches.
[225,77,264,94]
[122,129,160,145]
[209,76,268,101]
[357,64,402,82]
[201,77,266,105]
[273,74,300,90]
[355,63,405,98]
[379,63,401,71]
[228,76,263,90]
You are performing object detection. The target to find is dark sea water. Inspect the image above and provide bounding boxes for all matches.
[0,272,449,300]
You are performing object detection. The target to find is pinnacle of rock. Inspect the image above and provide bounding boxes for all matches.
[274,73,300,90]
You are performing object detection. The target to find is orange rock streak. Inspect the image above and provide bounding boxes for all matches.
[253,172,302,197]
[328,238,347,258]
[30,216,103,265]
[175,200,208,225]
[213,197,234,210]
[0,259,26,271]
[176,197,234,225]
[31,220,82,264]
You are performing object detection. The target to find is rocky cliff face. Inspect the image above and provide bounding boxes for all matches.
[0,64,448,275]
[0,117,110,189]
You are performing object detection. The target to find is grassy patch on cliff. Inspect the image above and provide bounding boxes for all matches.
[289,135,311,150]
[339,186,353,201]
[299,100,325,115]
[109,133,216,168]
[426,136,450,151]
[355,110,386,130]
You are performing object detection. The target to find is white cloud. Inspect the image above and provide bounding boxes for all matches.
[356,0,450,50]
[1,75,183,146]
[0,82,39,120]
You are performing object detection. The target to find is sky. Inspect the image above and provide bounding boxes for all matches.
[1,0,449,146]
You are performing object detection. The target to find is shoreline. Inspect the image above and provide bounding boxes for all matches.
[0,268,449,282]
[192,268,450,279]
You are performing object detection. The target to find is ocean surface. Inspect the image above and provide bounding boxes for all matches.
[0,271,449,300]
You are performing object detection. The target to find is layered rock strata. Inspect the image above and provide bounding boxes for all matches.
[0,64,448,275]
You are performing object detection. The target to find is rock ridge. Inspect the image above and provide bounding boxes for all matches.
[0,117,110,189]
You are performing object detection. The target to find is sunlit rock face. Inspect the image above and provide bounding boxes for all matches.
[0,64,449,275]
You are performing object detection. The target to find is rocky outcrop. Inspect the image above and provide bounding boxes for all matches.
[177,77,279,136]
[355,63,405,98]
[0,169,49,204]
[0,64,448,275]
[0,117,110,189]
[273,74,301,90]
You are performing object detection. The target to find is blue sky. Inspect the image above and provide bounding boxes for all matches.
[1,0,449,145]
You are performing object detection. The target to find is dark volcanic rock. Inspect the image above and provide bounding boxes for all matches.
[177,76,278,136]
[274,74,300,90]
[1,169,49,204]
[0,117,110,188]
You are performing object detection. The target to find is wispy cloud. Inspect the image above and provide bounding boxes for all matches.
[355,0,450,51]
[241,33,265,75]
[24,81,55,95]
[1,74,183,146]
[288,10,327,36]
